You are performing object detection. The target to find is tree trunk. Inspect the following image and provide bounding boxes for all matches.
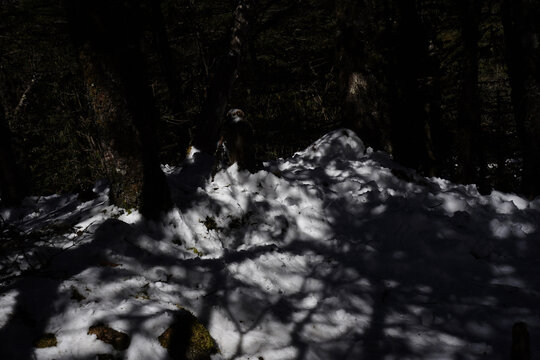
[65,0,171,218]
[502,0,540,198]
[149,0,182,116]
[191,0,254,155]
[390,0,437,173]
[0,102,24,205]
[336,1,393,153]
[455,0,484,187]
[337,0,438,173]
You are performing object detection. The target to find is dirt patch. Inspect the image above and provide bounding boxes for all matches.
[34,333,57,348]
[88,324,131,351]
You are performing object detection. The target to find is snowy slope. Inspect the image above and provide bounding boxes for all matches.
[1,128,539,360]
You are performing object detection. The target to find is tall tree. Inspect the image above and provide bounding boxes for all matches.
[64,0,171,218]
[502,0,540,197]
[337,0,437,173]
[191,0,254,155]
[336,1,393,153]
[455,0,485,187]
[148,0,183,116]
[390,0,437,173]
[0,102,24,205]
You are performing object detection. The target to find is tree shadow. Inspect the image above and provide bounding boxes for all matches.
[1,129,539,360]
[0,209,119,359]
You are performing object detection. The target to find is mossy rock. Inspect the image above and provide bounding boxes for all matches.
[88,324,131,351]
[34,333,57,348]
[158,309,219,360]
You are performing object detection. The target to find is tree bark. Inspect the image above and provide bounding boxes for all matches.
[191,0,254,155]
[502,0,540,198]
[390,0,437,173]
[455,0,484,187]
[149,0,182,116]
[0,102,24,205]
[65,0,171,218]
[336,1,393,153]
[336,0,438,173]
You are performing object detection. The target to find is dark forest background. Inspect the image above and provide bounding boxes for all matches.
[1,0,539,219]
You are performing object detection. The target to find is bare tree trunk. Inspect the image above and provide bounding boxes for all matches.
[336,1,393,153]
[502,0,540,198]
[337,0,438,173]
[390,0,437,174]
[149,0,182,116]
[65,0,171,218]
[0,102,24,205]
[455,0,485,187]
[191,0,254,155]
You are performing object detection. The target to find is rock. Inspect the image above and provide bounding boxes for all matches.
[34,333,57,348]
[158,309,219,360]
[88,324,130,351]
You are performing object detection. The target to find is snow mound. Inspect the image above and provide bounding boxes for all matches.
[294,128,365,163]
[1,128,540,360]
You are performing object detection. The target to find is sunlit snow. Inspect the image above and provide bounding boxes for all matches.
[1,128,539,359]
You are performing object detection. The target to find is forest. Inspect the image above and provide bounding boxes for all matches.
[0,1,539,360]
[0,0,539,215]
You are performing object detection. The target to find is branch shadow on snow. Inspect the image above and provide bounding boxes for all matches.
[1,129,539,360]
[0,193,124,359]
[167,129,540,360]
[0,184,282,359]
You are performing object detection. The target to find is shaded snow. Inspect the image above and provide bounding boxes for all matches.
[1,128,539,360]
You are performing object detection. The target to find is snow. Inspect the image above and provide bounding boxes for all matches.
[1,128,539,359]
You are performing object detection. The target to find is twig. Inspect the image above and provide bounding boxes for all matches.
[13,74,39,118]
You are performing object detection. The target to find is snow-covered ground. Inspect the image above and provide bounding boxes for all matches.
[1,129,539,360]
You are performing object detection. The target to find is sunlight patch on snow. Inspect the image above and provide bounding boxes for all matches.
[490,191,529,211]
[436,192,468,214]
[489,219,512,239]
[370,204,387,215]
[253,346,298,360]
[228,255,310,295]
[295,128,365,163]
[295,213,330,240]
[207,308,241,356]
[0,290,18,327]
[126,333,169,360]
[0,208,13,221]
